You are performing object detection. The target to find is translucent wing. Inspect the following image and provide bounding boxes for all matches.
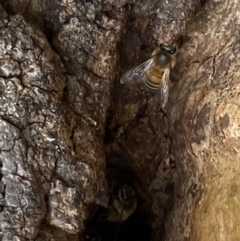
[120,59,153,84]
[161,68,170,108]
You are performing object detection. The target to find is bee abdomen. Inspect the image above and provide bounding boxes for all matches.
[144,78,161,90]
[144,69,163,90]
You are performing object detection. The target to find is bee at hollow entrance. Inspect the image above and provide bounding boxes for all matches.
[99,184,137,223]
[84,184,151,241]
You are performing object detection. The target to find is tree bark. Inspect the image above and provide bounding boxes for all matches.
[0,0,239,241]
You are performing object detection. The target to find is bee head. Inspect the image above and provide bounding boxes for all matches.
[119,185,135,201]
[152,44,177,68]
[160,43,177,55]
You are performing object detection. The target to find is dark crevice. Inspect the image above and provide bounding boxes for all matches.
[84,165,152,241]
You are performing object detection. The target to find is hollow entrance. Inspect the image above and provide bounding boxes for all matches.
[84,164,153,241]
[85,209,151,241]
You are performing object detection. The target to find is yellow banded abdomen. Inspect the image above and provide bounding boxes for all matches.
[144,65,163,90]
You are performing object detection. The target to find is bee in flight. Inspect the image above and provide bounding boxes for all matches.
[120,43,178,108]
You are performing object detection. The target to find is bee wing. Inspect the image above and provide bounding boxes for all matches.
[161,68,170,108]
[120,59,153,84]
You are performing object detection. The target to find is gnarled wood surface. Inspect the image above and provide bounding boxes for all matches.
[0,0,239,240]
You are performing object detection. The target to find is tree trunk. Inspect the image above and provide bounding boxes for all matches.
[0,0,239,240]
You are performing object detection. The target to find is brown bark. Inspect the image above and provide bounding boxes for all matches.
[0,0,239,241]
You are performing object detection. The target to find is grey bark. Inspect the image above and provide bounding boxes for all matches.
[0,0,239,241]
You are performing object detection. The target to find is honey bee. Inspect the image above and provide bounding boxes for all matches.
[120,43,178,108]
[99,184,137,222]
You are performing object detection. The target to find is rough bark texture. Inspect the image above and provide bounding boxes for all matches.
[0,0,239,241]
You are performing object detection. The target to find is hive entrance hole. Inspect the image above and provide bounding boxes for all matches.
[84,164,153,241]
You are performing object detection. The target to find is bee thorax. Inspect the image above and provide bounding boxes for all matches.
[154,52,172,67]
